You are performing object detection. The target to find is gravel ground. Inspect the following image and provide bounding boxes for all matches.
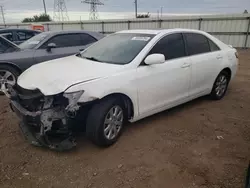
[0,49,250,188]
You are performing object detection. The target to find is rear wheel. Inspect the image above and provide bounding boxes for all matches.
[210,71,230,100]
[0,65,19,96]
[86,97,126,147]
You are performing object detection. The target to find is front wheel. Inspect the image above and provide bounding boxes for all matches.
[86,97,126,147]
[0,65,20,96]
[210,71,230,100]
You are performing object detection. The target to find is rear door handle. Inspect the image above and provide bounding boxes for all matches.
[181,62,191,68]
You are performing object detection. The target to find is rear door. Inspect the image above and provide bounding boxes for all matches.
[183,33,222,97]
[33,33,86,63]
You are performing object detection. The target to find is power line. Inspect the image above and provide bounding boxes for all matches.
[53,0,69,21]
[81,0,104,20]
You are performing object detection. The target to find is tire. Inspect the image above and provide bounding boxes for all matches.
[0,65,20,95]
[210,70,230,100]
[246,162,250,188]
[86,97,126,147]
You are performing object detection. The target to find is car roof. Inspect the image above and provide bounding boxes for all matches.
[0,28,41,33]
[117,29,207,35]
[42,30,104,40]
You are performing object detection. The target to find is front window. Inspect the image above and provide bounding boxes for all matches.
[41,34,83,48]
[149,33,186,60]
[19,32,50,49]
[81,33,155,65]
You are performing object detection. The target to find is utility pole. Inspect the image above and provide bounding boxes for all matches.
[0,6,5,25]
[53,0,69,21]
[134,0,138,18]
[160,7,163,18]
[42,0,47,14]
[81,0,104,20]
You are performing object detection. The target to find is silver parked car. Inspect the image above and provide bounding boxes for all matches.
[0,30,104,94]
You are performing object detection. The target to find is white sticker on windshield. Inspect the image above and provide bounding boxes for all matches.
[131,37,150,41]
[27,41,40,45]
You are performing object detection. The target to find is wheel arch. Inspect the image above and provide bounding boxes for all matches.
[101,93,135,120]
[221,67,232,81]
[0,62,22,74]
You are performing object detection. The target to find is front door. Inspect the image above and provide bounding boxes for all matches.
[136,33,191,115]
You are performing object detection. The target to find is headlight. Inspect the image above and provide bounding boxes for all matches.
[63,90,84,101]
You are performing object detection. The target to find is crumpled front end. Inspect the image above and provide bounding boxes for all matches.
[9,85,78,151]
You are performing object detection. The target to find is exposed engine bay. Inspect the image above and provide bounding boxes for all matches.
[8,85,82,151]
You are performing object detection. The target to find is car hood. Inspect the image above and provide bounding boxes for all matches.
[17,55,125,96]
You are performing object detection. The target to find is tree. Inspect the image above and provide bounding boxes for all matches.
[243,9,248,14]
[22,13,52,23]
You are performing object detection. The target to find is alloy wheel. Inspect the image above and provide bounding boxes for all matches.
[104,105,124,140]
[215,75,228,97]
[0,70,16,95]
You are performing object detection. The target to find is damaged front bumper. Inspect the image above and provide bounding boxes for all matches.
[9,92,77,151]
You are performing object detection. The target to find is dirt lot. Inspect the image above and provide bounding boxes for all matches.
[0,49,250,188]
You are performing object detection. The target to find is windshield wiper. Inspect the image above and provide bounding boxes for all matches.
[82,56,101,62]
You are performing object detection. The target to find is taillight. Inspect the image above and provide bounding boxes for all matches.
[235,52,239,59]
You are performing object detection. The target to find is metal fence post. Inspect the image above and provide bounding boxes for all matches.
[158,19,162,28]
[102,21,104,34]
[80,21,84,30]
[128,20,131,30]
[244,17,250,48]
[198,18,202,30]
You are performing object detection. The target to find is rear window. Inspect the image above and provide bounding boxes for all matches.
[184,33,210,56]
[17,31,36,41]
[208,39,220,51]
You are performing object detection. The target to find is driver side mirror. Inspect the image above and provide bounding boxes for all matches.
[144,54,165,65]
[46,43,56,52]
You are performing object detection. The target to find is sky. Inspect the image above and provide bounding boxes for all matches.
[0,0,249,23]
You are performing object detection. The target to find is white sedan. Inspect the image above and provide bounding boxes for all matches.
[8,29,238,150]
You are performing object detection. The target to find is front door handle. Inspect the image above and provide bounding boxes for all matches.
[216,55,223,59]
[181,62,191,68]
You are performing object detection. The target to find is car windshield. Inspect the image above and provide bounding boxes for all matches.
[0,37,19,53]
[19,32,49,49]
[81,33,155,65]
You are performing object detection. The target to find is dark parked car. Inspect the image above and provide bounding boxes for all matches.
[0,30,104,94]
[0,28,41,45]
